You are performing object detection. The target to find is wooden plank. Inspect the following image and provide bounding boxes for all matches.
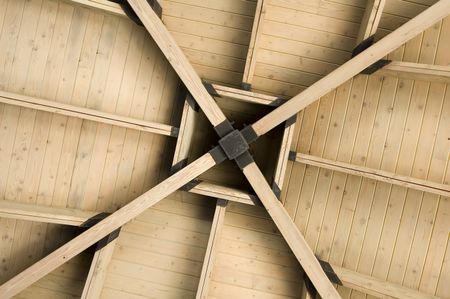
[189,181,257,206]
[212,83,278,106]
[292,152,450,197]
[0,152,217,298]
[242,0,265,84]
[81,240,117,299]
[375,61,450,83]
[242,162,340,299]
[333,265,441,299]
[0,200,96,226]
[0,90,177,137]
[127,0,227,127]
[356,0,386,45]
[252,1,450,136]
[196,200,227,299]
[63,0,125,16]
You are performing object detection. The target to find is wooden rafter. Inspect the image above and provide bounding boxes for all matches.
[0,90,177,137]
[356,0,386,45]
[291,152,450,197]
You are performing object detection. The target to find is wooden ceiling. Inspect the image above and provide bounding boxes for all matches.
[0,0,449,298]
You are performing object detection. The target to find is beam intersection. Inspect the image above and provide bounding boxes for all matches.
[2,0,450,298]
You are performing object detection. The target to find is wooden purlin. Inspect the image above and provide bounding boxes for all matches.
[0,90,178,137]
[291,152,450,197]
[196,200,227,299]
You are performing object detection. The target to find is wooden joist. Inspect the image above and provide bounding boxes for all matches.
[0,152,218,298]
[291,152,450,197]
[0,90,177,137]
[196,200,227,299]
[333,265,441,299]
[252,1,450,136]
[81,240,117,299]
[0,200,97,226]
[356,0,386,45]
[375,61,450,83]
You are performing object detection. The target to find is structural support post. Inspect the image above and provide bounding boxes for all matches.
[196,199,227,299]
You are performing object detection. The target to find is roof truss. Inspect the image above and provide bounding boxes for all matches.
[1,0,450,298]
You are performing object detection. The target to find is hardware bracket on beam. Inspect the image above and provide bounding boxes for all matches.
[352,35,391,74]
[80,213,121,251]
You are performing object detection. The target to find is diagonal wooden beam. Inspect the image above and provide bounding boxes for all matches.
[251,0,450,137]
[0,90,178,137]
[0,151,218,298]
[241,162,340,298]
[126,0,227,127]
[291,152,450,197]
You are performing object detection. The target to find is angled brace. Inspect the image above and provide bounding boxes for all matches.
[80,213,121,251]
[352,35,391,75]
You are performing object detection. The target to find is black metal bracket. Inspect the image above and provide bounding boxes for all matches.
[303,258,342,296]
[218,130,250,160]
[241,82,252,91]
[80,213,121,251]
[271,181,281,199]
[170,158,188,175]
[285,114,297,128]
[288,151,297,161]
[269,95,291,107]
[352,35,391,75]
[181,179,202,191]
[203,81,221,98]
[109,0,162,26]
[318,258,343,285]
[186,92,200,111]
